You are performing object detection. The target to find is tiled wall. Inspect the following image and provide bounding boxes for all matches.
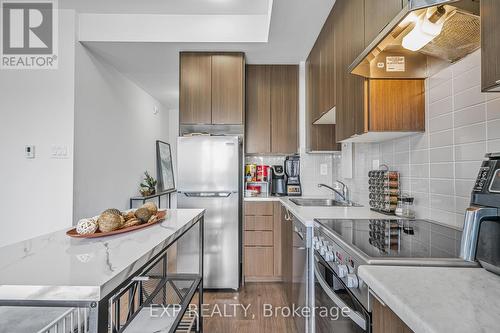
[333,51,500,229]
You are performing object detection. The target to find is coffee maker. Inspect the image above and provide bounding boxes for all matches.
[271,165,287,196]
[285,155,302,196]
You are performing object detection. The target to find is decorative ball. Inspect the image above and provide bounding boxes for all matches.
[102,208,122,216]
[135,208,152,223]
[98,212,122,233]
[76,218,98,235]
[141,202,158,215]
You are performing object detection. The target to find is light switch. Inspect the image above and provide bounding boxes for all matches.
[51,144,69,159]
[25,145,35,159]
[372,159,380,170]
[320,163,328,176]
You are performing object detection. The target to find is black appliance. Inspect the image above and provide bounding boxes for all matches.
[271,165,287,196]
[461,153,500,275]
[312,217,477,333]
[285,155,302,196]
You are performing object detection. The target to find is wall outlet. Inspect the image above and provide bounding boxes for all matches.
[320,163,328,176]
[25,145,35,159]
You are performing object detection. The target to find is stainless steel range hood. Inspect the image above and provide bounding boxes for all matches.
[349,0,480,79]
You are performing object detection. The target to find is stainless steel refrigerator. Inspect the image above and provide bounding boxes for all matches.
[176,135,240,290]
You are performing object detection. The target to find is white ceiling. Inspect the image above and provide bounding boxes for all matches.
[62,0,271,15]
[78,0,336,108]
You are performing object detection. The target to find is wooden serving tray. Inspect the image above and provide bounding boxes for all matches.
[67,210,167,239]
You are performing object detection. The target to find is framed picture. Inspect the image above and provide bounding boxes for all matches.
[156,140,175,192]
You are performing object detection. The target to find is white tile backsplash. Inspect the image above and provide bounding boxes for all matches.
[332,51,498,229]
[486,97,500,120]
[453,104,486,127]
[429,96,453,118]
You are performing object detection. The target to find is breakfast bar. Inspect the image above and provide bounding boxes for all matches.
[0,209,205,333]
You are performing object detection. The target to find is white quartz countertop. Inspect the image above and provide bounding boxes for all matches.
[0,209,204,303]
[359,265,500,333]
[245,195,392,227]
[280,197,391,227]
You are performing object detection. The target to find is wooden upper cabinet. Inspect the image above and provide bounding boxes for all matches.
[367,79,425,132]
[179,53,212,124]
[305,7,340,152]
[481,0,500,92]
[271,65,299,154]
[211,54,245,124]
[246,65,271,154]
[364,0,404,47]
[180,52,244,125]
[335,0,366,142]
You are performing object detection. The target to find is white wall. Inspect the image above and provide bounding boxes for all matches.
[334,51,500,229]
[0,10,76,247]
[73,43,170,221]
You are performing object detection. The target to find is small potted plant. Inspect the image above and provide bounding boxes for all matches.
[140,171,157,197]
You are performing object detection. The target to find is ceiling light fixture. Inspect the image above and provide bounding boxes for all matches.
[402,6,447,52]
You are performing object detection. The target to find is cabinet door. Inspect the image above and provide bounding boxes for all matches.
[245,65,271,153]
[368,79,425,131]
[179,53,212,124]
[334,0,366,142]
[244,247,274,278]
[372,297,414,333]
[364,0,404,47]
[481,0,500,92]
[211,54,245,124]
[271,65,299,154]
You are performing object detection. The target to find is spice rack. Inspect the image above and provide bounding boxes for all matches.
[368,168,400,215]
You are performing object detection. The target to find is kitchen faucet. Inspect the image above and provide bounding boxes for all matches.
[318,181,351,203]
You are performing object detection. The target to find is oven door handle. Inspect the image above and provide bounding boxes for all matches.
[313,259,367,330]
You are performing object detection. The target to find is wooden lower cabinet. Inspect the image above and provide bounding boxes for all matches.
[372,297,414,333]
[243,202,282,282]
[244,247,274,278]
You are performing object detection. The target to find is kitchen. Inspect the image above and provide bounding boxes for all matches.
[1,0,500,332]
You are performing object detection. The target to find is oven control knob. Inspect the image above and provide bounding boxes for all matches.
[320,246,327,256]
[322,240,330,247]
[325,251,334,262]
[347,274,359,288]
[337,264,348,278]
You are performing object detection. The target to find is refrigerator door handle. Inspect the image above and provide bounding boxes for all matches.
[183,192,232,198]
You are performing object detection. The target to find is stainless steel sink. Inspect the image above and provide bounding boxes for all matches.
[289,198,363,207]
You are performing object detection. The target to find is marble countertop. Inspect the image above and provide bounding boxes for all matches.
[359,265,500,333]
[0,209,204,303]
[279,197,391,227]
[245,195,391,227]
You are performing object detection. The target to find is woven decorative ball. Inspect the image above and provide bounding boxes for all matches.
[102,208,122,216]
[76,218,98,235]
[141,202,158,215]
[98,212,122,233]
[135,208,153,223]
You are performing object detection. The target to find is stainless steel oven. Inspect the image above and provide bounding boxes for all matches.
[313,253,370,333]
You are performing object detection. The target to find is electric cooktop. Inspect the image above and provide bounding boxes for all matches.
[315,219,464,260]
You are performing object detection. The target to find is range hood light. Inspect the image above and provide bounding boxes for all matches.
[402,7,447,52]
